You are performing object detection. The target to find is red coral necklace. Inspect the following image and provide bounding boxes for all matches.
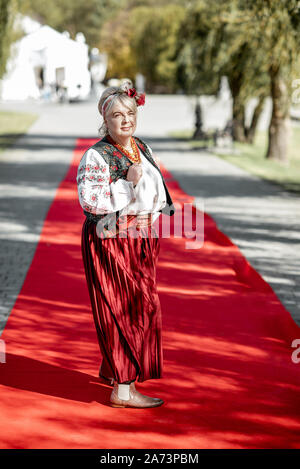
[106,134,141,164]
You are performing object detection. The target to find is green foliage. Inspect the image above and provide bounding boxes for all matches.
[176,0,300,96]
[176,0,269,97]
[130,4,185,92]
[214,125,300,193]
[0,0,23,79]
[244,0,300,92]
[175,0,300,156]
[99,9,139,81]
[20,0,122,47]
[169,125,300,194]
[176,0,225,95]
[100,3,185,92]
[0,0,10,78]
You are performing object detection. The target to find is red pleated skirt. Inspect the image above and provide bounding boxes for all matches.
[81,215,163,383]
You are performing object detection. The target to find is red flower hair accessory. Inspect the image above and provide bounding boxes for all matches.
[127,88,137,98]
[136,93,145,106]
[126,87,145,107]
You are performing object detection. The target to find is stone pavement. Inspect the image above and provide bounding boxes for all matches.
[0,96,299,335]
[147,137,300,327]
[0,102,77,333]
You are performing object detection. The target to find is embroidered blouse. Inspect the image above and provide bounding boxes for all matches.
[76,142,167,223]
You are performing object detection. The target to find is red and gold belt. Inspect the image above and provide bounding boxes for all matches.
[98,213,153,238]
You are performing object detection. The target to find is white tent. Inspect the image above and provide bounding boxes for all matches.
[0,16,91,101]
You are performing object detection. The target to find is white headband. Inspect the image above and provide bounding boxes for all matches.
[101,93,118,117]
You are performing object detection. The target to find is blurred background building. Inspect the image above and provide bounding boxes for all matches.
[0,14,108,102]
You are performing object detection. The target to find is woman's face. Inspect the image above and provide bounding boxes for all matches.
[105,100,137,141]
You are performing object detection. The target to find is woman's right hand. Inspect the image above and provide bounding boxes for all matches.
[126,163,143,187]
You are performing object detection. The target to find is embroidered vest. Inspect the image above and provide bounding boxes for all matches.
[83,135,176,225]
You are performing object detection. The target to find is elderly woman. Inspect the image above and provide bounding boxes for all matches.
[76,80,175,408]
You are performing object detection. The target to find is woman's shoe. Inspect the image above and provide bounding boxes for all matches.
[110,382,164,408]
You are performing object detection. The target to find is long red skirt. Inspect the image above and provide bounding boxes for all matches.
[81,216,163,383]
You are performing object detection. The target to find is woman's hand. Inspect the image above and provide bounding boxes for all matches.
[126,163,143,187]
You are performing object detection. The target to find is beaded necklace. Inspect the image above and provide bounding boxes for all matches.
[106,134,141,164]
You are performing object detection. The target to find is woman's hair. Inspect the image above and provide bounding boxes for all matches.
[98,80,137,137]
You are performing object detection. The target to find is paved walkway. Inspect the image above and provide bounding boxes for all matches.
[151,138,300,326]
[0,96,299,334]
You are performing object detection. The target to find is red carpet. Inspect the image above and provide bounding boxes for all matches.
[1,137,300,449]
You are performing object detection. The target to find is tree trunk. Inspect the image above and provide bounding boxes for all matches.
[228,74,247,142]
[232,97,247,142]
[266,67,290,163]
[245,95,266,144]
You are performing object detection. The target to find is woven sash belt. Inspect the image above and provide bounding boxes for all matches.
[84,211,153,238]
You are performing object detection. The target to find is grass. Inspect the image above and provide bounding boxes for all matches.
[0,110,38,153]
[169,126,300,194]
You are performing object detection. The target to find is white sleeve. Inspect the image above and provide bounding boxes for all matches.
[76,148,136,215]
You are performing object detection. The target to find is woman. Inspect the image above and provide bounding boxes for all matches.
[76,80,175,408]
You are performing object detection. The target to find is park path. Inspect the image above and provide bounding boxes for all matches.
[151,137,300,326]
[1,135,300,449]
[0,95,299,335]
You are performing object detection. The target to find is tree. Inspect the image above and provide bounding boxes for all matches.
[175,0,270,144]
[0,0,22,79]
[20,0,122,47]
[0,0,11,79]
[130,4,185,92]
[246,0,300,162]
[99,3,185,92]
[99,9,139,81]
[176,0,300,162]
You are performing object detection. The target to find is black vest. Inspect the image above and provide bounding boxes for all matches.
[83,135,176,225]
